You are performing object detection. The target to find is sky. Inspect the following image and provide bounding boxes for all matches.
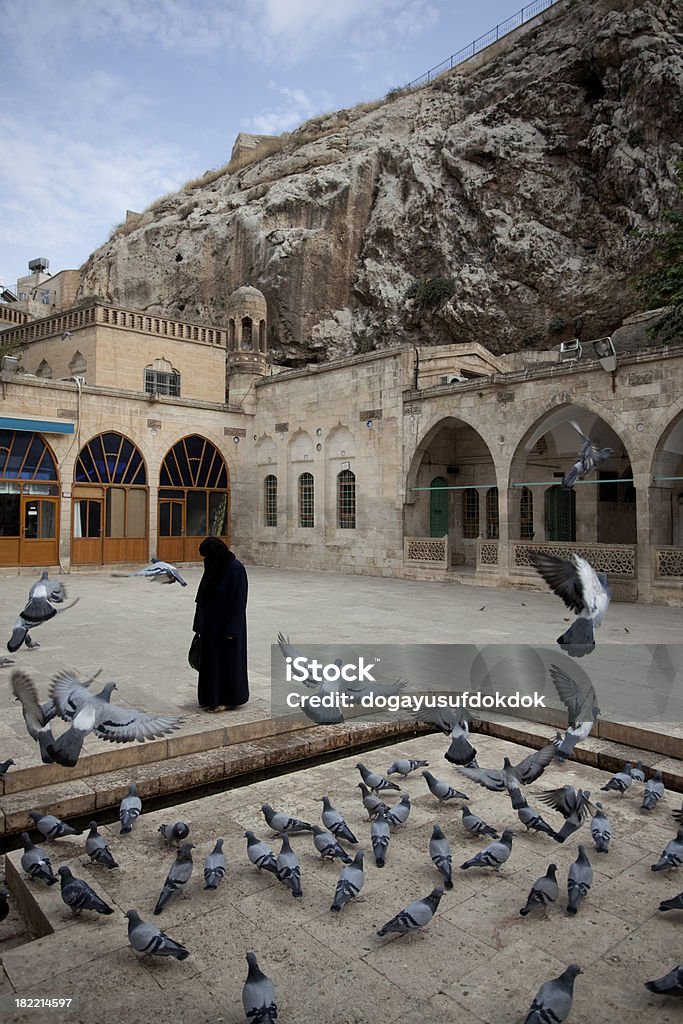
[1,0,529,292]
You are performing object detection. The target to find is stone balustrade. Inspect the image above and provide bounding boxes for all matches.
[404,535,449,567]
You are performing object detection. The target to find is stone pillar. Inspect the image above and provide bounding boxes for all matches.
[635,474,654,602]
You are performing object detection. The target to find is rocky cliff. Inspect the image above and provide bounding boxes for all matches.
[77,0,682,363]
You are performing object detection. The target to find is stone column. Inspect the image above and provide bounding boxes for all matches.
[634,473,654,602]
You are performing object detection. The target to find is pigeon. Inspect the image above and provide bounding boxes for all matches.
[642,771,665,812]
[159,822,190,846]
[0,758,14,776]
[591,803,612,853]
[113,559,187,586]
[524,964,582,1023]
[125,909,189,960]
[539,786,594,819]
[29,571,67,603]
[10,668,57,764]
[203,839,227,890]
[674,803,683,825]
[0,886,9,923]
[0,657,15,667]
[553,804,589,845]
[548,663,601,759]
[320,796,358,844]
[19,832,57,885]
[276,834,302,897]
[386,793,411,829]
[562,425,613,490]
[276,631,342,689]
[57,866,114,916]
[85,821,118,869]
[245,832,278,874]
[377,887,444,938]
[630,761,646,783]
[243,952,277,1023]
[356,762,400,793]
[119,784,143,834]
[412,707,477,765]
[331,850,365,912]
[520,863,559,916]
[7,587,80,653]
[659,892,683,912]
[261,803,313,835]
[154,843,195,914]
[651,828,683,872]
[387,758,429,777]
[312,826,353,864]
[357,783,389,820]
[529,551,611,657]
[457,746,556,810]
[517,800,558,839]
[644,965,683,997]
[567,845,593,915]
[46,670,182,767]
[461,806,499,840]
[422,770,469,803]
[461,828,514,874]
[429,824,453,889]
[601,763,633,796]
[28,811,82,841]
[371,810,391,868]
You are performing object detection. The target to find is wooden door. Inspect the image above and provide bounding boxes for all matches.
[158,499,184,563]
[21,496,59,566]
[430,477,449,537]
[72,495,103,564]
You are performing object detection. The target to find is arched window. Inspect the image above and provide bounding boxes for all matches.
[462,488,479,539]
[69,350,87,375]
[298,472,314,528]
[337,469,356,529]
[520,486,534,538]
[241,316,253,348]
[486,487,499,539]
[35,359,52,379]
[264,474,277,527]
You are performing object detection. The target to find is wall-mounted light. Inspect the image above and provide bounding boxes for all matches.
[636,423,644,432]
[316,443,322,451]
[593,336,617,372]
[233,436,240,444]
[559,339,582,362]
[315,427,322,436]
[366,419,373,428]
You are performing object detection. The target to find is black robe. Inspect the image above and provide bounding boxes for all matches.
[193,557,249,708]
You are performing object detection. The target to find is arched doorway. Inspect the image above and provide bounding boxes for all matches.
[0,430,59,567]
[429,476,448,537]
[71,432,148,565]
[157,435,230,562]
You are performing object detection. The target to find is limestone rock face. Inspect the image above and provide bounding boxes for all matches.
[77,0,682,361]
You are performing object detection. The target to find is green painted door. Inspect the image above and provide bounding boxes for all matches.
[545,485,576,541]
[430,476,449,536]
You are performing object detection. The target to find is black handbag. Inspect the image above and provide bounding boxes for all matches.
[188,633,201,671]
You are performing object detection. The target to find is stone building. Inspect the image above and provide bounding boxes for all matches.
[0,289,682,605]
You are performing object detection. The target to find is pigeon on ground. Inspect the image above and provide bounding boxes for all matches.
[539,786,594,821]
[377,887,444,938]
[601,763,633,796]
[412,707,477,765]
[0,758,14,776]
[529,551,611,657]
[651,828,683,872]
[457,746,556,810]
[330,850,365,912]
[422,770,469,803]
[356,762,400,793]
[630,761,646,783]
[312,826,353,864]
[386,793,411,829]
[524,964,582,1023]
[57,866,114,916]
[154,843,195,914]
[244,832,278,874]
[261,803,314,835]
[659,892,683,912]
[357,783,389,820]
[0,657,15,667]
[29,571,67,604]
[371,810,391,868]
[276,834,302,897]
[0,886,9,923]
[46,670,182,767]
[461,828,514,874]
[429,825,453,890]
[517,800,558,839]
[520,863,559,917]
[320,796,357,844]
[548,663,601,759]
[10,668,57,764]
[203,839,227,890]
[119,784,143,834]
[85,822,118,869]
[567,845,593,915]
[125,909,189,960]
[591,803,612,853]
[7,586,80,653]
[644,965,683,997]
[243,952,277,1023]
[28,811,82,841]
[159,821,190,846]
[113,559,187,586]
[562,425,613,490]
[387,758,429,777]
[642,771,665,812]
[19,832,57,885]
[461,806,499,840]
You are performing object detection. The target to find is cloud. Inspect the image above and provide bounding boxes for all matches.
[243,81,333,136]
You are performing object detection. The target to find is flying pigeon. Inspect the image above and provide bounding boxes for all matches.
[203,839,227,889]
[567,844,593,915]
[57,866,114,916]
[356,762,400,793]
[524,964,582,1023]
[276,834,302,897]
[125,909,190,960]
[422,770,469,803]
[159,822,190,846]
[119,784,142,834]
[330,850,365,912]
[320,796,357,844]
[261,803,313,835]
[642,771,665,811]
[456,746,556,810]
[312,826,353,864]
[529,551,611,657]
[377,887,444,938]
[244,831,278,874]
[19,832,57,885]
[461,828,514,874]
[276,631,342,689]
[601,763,633,796]
[243,952,277,1023]
[85,822,118,869]
[113,559,187,586]
[357,783,389,820]
[387,758,429,777]
[630,761,646,783]
[0,758,14,776]
[461,806,499,840]
[7,588,80,653]
[562,425,613,490]
[644,965,683,997]
[520,863,559,917]
[517,800,558,839]
[154,843,195,914]
[659,892,683,912]
[0,886,8,923]
[590,802,612,853]
[651,828,683,872]
[28,811,82,841]
[548,663,601,759]
[10,668,57,764]
[46,670,182,767]
[371,810,391,868]
[429,824,453,889]
[539,785,594,821]
[412,706,477,765]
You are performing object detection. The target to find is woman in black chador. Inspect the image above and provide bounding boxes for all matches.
[193,537,249,712]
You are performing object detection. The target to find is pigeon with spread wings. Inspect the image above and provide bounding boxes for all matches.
[562,424,613,491]
[456,745,556,810]
[112,558,187,586]
[7,582,80,653]
[10,668,57,764]
[529,551,611,657]
[411,706,477,766]
[548,663,601,760]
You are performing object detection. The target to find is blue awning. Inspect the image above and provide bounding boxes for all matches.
[0,416,74,435]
